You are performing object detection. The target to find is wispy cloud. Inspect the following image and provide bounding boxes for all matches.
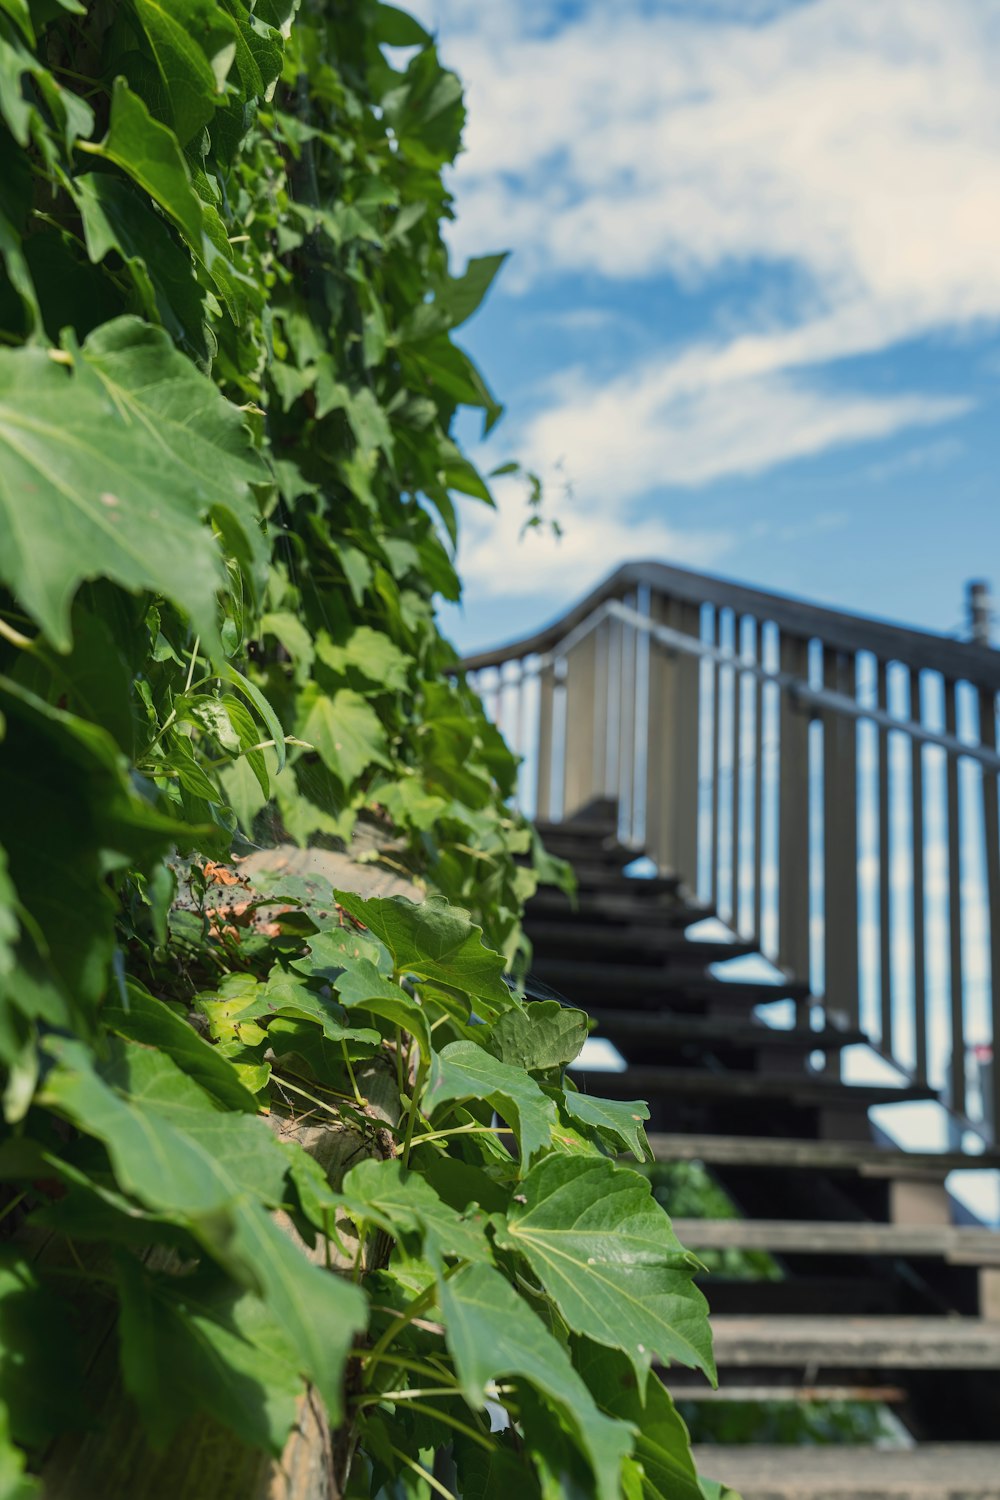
[425,0,1000,340]
[408,0,998,592]
[458,476,732,599]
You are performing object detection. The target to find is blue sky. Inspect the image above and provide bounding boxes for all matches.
[404,0,1000,655]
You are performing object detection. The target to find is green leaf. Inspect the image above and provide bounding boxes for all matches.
[497,1155,715,1393]
[133,0,237,144]
[298,683,388,784]
[562,1091,653,1164]
[439,1262,633,1500]
[433,253,507,331]
[340,1158,490,1263]
[332,891,512,1016]
[0,336,243,651]
[261,969,381,1047]
[573,1339,704,1500]
[0,678,191,1020]
[81,317,267,576]
[40,1037,366,1417]
[487,1001,588,1075]
[0,1249,84,1449]
[220,664,286,771]
[75,173,209,358]
[0,1399,39,1500]
[0,842,17,985]
[332,956,432,1062]
[115,1255,301,1453]
[424,1040,556,1165]
[316,626,409,692]
[373,3,430,47]
[96,79,205,248]
[103,981,259,1113]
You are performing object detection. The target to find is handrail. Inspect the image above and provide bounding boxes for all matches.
[460,559,1000,1143]
[460,560,1000,691]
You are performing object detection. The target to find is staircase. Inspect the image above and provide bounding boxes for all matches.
[460,561,1000,1500]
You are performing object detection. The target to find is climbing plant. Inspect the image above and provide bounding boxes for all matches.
[0,2,729,1495]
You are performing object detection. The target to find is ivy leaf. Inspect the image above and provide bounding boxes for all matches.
[103,982,259,1113]
[573,1339,704,1500]
[424,1041,556,1165]
[75,173,209,359]
[333,956,432,1062]
[316,626,409,692]
[498,1156,716,1393]
[132,0,237,145]
[0,679,192,1021]
[115,1255,301,1453]
[297,683,389,785]
[0,337,245,651]
[439,1262,633,1500]
[293,925,391,976]
[81,317,267,577]
[0,1249,85,1449]
[340,1158,490,1263]
[561,1091,653,1164]
[333,891,512,1016]
[261,969,381,1047]
[0,842,17,985]
[40,1037,366,1417]
[95,79,204,247]
[487,1000,588,1075]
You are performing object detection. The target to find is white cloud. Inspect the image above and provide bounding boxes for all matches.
[518,364,967,498]
[425,0,1000,339]
[410,0,999,578]
[458,475,731,599]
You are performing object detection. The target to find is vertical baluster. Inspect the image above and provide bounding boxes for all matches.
[618,599,637,843]
[944,680,966,1119]
[536,660,555,820]
[674,601,703,892]
[778,633,812,985]
[592,621,609,804]
[821,647,859,1025]
[709,609,723,908]
[644,594,674,873]
[511,660,524,813]
[753,619,766,948]
[877,659,894,1055]
[978,686,1000,1139]
[563,632,598,818]
[910,668,928,1086]
[730,616,744,930]
[604,614,622,801]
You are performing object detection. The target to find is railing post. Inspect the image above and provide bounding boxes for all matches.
[645,596,701,882]
[979,687,1000,1138]
[944,681,966,1120]
[536,661,555,821]
[876,660,894,1055]
[562,631,599,819]
[822,647,859,1027]
[778,634,812,986]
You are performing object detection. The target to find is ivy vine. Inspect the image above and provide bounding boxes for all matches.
[0,2,729,1496]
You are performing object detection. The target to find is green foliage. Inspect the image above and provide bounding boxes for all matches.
[0,4,720,1497]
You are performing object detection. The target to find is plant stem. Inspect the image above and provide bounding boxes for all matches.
[386,1447,458,1500]
[400,1057,427,1168]
[0,617,33,650]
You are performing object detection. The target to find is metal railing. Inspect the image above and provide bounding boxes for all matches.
[459,561,1000,1138]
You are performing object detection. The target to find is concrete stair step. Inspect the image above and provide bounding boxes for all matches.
[574,1066,936,1109]
[709,1315,1000,1368]
[646,1133,1000,1178]
[691,1443,1000,1499]
[674,1218,1000,1265]
[588,1010,864,1052]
